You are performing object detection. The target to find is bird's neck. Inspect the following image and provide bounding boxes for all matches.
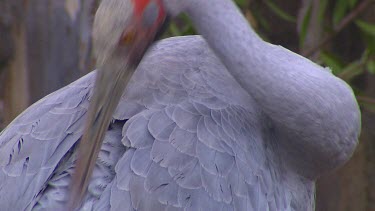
[185,0,268,96]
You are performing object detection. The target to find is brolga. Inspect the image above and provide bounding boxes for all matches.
[0,0,360,210]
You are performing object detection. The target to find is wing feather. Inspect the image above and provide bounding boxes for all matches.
[131,147,153,177]
[109,36,290,210]
[0,71,94,210]
[0,36,299,210]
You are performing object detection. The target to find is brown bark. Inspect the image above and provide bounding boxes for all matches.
[3,20,30,125]
[0,0,95,128]
[0,0,30,128]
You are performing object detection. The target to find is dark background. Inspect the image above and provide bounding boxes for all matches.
[0,0,374,210]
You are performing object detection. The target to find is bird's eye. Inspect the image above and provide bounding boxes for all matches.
[120,30,136,45]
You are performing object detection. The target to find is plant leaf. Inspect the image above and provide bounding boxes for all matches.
[338,61,365,81]
[318,0,328,23]
[333,0,349,26]
[367,60,375,74]
[320,51,344,74]
[235,0,247,7]
[357,96,375,113]
[299,4,312,48]
[254,10,271,32]
[356,20,375,37]
[348,0,358,8]
[168,22,182,36]
[264,0,296,23]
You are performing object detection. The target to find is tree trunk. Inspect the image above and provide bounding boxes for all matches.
[0,0,96,129]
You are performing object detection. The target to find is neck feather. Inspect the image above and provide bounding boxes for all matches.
[185,0,266,95]
[183,0,361,179]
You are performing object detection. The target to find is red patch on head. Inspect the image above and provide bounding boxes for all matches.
[132,0,166,22]
[132,0,150,16]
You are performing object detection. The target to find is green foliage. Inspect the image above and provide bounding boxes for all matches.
[234,0,248,7]
[299,3,312,49]
[367,59,375,74]
[264,0,296,23]
[356,20,375,37]
[251,8,271,33]
[318,0,329,23]
[348,0,359,8]
[338,59,366,81]
[333,0,351,25]
[355,20,375,77]
[320,51,344,74]
[165,14,196,37]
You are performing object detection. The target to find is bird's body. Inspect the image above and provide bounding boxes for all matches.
[0,0,360,210]
[0,36,315,210]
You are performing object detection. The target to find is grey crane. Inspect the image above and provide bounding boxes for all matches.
[0,0,360,210]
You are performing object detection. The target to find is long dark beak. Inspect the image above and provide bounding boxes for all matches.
[68,15,170,210]
[68,58,137,210]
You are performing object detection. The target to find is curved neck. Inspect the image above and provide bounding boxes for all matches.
[186,0,263,45]
[183,0,361,179]
[185,0,266,95]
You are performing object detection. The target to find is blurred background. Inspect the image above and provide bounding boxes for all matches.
[0,0,374,210]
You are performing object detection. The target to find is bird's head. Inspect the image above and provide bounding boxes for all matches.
[93,0,177,68]
[69,1,190,209]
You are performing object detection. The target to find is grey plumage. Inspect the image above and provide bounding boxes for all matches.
[0,0,360,210]
[0,36,335,210]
